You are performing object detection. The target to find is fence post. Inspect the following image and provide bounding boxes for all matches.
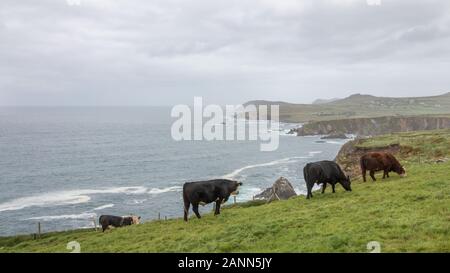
[165,216,167,221]
[37,222,41,238]
[233,196,236,204]
[158,212,161,220]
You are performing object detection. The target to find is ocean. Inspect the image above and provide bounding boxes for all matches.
[0,107,348,236]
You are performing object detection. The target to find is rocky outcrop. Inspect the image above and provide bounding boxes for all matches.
[255,177,297,202]
[334,139,402,179]
[297,116,450,137]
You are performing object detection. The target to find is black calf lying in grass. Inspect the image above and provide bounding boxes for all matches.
[99,215,141,232]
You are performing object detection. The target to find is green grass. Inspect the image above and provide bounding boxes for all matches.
[1,131,449,253]
[355,129,450,160]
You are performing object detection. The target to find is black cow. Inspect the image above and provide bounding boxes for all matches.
[303,161,351,199]
[183,179,242,221]
[98,215,141,232]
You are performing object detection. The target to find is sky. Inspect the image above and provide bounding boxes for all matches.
[1,0,450,106]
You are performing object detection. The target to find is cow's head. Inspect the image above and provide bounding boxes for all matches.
[340,175,352,191]
[131,215,141,225]
[230,180,243,196]
[396,166,407,177]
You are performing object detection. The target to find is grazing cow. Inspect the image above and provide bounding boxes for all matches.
[303,161,352,199]
[99,215,141,232]
[360,152,406,182]
[183,179,242,221]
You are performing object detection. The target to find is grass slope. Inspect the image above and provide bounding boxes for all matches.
[354,130,450,160]
[1,132,449,253]
[246,92,450,122]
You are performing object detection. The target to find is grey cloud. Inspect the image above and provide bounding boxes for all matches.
[0,0,450,105]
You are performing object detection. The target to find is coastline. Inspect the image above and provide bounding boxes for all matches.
[0,132,349,237]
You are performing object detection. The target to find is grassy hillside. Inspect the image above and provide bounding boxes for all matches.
[1,131,449,253]
[336,129,450,178]
[246,92,450,123]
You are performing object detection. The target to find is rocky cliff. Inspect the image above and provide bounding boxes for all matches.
[297,116,450,136]
[335,129,450,179]
[335,140,402,179]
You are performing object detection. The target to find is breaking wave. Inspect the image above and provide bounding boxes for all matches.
[222,156,308,179]
[25,212,97,221]
[92,204,114,211]
[148,186,182,195]
[0,187,147,212]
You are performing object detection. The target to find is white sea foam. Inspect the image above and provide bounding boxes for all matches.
[92,204,114,211]
[0,186,147,213]
[25,212,97,221]
[237,187,263,201]
[293,187,300,195]
[222,156,308,179]
[128,199,148,205]
[148,186,182,195]
[325,141,346,145]
[308,151,323,156]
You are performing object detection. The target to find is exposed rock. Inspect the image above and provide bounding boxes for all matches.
[255,177,297,202]
[335,139,402,179]
[297,116,450,137]
[287,128,298,135]
[321,133,349,139]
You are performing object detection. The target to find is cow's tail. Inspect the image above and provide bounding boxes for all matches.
[303,166,309,184]
[360,156,366,171]
[182,184,190,221]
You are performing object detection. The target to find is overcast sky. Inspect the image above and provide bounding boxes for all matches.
[1,0,450,106]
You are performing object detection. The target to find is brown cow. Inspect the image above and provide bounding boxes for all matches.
[360,152,406,182]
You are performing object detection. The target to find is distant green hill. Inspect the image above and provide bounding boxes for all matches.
[245,92,450,123]
[1,130,449,253]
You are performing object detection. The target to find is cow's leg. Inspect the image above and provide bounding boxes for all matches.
[306,184,313,199]
[370,170,376,181]
[386,172,390,178]
[321,183,327,194]
[183,201,191,222]
[102,225,108,232]
[362,168,367,182]
[192,203,201,219]
[383,170,389,179]
[214,200,222,215]
[332,184,336,193]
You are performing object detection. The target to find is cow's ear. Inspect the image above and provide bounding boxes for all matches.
[138,216,141,220]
